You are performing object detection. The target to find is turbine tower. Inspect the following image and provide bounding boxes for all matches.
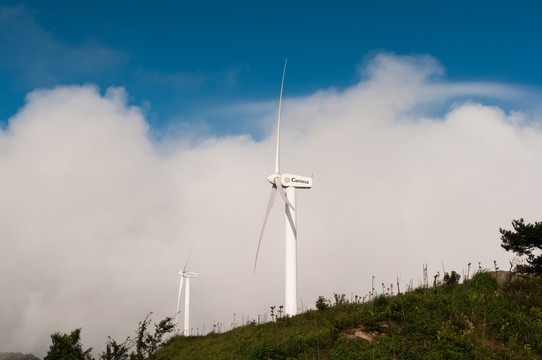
[254,59,312,316]
[176,244,198,336]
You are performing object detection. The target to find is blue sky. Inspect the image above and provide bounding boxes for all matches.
[2,0,542,137]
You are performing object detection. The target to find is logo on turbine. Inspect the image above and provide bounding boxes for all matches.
[284,177,291,183]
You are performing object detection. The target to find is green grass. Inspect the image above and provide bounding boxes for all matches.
[153,271,542,359]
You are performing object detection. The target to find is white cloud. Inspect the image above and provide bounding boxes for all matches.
[1,54,542,357]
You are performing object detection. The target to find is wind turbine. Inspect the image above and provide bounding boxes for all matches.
[176,243,198,336]
[254,59,312,316]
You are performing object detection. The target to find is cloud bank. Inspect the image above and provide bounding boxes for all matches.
[1,54,541,357]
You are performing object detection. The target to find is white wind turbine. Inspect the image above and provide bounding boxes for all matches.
[254,59,312,316]
[176,243,198,336]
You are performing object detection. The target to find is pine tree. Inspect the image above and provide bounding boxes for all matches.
[500,218,542,275]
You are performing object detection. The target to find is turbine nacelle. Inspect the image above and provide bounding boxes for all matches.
[179,271,198,278]
[267,173,313,188]
[280,173,312,188]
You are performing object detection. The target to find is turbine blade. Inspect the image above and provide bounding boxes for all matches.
[183,238,198,272]
[254,185,277,273]
[275,59,287,174]
[286,205,297,238]
[276,181,295,211]
[176,275,184,316]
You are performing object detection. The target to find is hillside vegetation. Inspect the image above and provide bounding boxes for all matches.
[154,271,542,360]
[0,353,39,360]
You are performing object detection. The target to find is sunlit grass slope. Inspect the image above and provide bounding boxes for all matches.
[155,271,542,360]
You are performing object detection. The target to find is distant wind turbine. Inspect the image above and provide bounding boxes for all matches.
[176,242,198,336]
[254,59,313,316]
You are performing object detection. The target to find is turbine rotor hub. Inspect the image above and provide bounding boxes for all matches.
[267,174,281,185]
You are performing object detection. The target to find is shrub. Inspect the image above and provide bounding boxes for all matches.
[443,271,461,285]
[315,296,329,312]
[44,329,93,360]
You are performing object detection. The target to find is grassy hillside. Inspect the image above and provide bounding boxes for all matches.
[154,271,542,359]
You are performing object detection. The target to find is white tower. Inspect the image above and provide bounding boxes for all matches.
[176,270,197,336]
